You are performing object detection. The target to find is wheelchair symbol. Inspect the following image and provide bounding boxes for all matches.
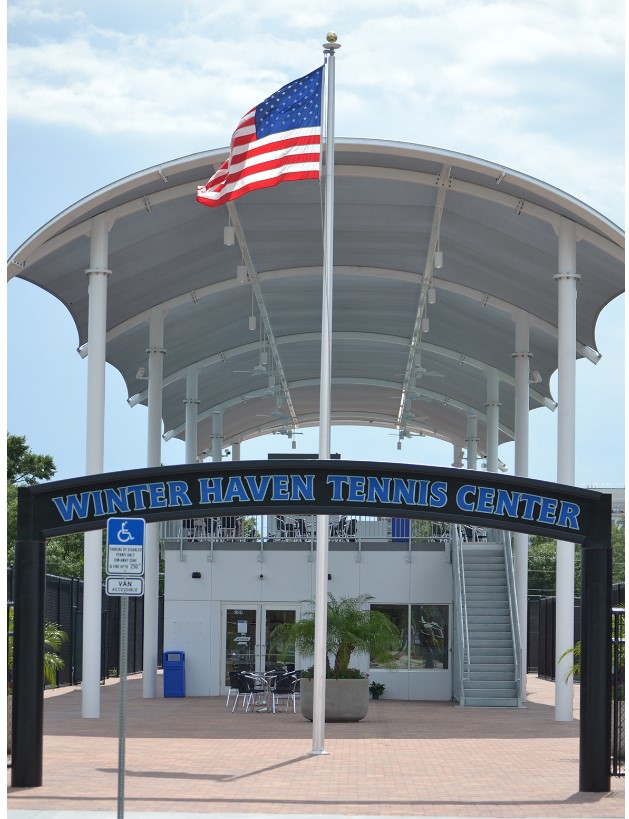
[117,521,134,543]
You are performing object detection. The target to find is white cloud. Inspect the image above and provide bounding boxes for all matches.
[6,0,624,220]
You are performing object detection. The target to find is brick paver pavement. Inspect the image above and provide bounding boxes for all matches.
[7,673,624,817]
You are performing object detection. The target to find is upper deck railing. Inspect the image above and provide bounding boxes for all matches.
[159,515,455,546]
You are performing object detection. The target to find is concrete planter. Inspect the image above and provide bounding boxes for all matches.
[300,677,369,722]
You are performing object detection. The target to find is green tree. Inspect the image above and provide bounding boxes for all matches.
[7,433,57,562]
[7,434,89,579]
[527,519,625,599]
[611,517,625,584]
[7,433,55,485]
[44,534,87,578]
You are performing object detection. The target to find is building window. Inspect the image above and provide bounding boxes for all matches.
[370,604,449,670]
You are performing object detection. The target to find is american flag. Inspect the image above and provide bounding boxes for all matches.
[197,66,324,208]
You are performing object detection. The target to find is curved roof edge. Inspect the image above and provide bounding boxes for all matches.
[8,138,624,280]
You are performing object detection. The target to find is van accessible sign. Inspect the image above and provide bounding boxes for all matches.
[17,460,610,545]
[105,517,145,597]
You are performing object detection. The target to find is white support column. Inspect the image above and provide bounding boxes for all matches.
[513,310,531,699]
[184,367,199,465]
[211,410,223,461]
[83,215,111,718]
[485,368,501,473]
[555,218,579,722]
[143,307,166,699]
[466,414,479,470]
[231,442,241,461]
[451,442,464,468]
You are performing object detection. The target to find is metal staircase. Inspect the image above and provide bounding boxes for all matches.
[452,528,522,707]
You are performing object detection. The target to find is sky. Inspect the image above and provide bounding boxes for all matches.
[5,0,625,490]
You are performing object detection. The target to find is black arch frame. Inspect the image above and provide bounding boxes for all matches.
[11,460,612,792]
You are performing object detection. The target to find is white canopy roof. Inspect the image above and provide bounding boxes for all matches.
[8,139,625,458]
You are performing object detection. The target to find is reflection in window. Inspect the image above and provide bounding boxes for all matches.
[370,604,449,670]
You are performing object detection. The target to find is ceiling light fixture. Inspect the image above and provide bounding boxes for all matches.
[428,286,437,304]
[434,250,443,269]
[249,287,256,330]
[224,224,235,246]
[421,316,430,333]
[237,265,248,283]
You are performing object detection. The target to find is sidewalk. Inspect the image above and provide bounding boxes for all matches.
[7,673,624,818]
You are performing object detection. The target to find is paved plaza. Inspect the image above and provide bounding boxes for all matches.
[7,673,624,819]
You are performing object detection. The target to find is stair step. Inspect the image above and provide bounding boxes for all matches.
[470,654,514,668]
[464,555,503,561]
[463,697,519,707]
[468,637,513,645]
[467,615,511,623]
[468,645,514,653]
[467,626,512,636]
[464,576,507,586]
[468,670,515,680]
[469,663,515,672]
[464,679,517,690]
[466,605,510,614]
[462,546,503,552]
[465,558,504,564]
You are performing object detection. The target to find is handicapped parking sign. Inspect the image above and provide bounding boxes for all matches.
[106,517,145,576]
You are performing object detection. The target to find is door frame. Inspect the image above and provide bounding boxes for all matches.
[221,602,300,687]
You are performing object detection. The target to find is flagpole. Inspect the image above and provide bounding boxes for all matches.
[311,31,340,756]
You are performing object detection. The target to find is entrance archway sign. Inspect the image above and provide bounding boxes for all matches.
[12,459,612,792]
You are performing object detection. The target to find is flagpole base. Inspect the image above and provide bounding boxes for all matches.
[308,749,330,756]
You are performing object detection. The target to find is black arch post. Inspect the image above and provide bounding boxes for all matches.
[11,538,46,787]
[579,493,612,792]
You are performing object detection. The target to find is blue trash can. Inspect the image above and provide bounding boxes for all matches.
[163,650,185,697]
[391,518,410,542]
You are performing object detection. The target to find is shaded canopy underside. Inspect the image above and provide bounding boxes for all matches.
[8,139,625,459]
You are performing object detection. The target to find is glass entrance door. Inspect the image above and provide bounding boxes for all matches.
[223,605,297,686]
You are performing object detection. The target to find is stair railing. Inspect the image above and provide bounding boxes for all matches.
[501,529,523,705]
[451,524,471,703]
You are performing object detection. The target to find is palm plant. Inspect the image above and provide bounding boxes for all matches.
[8,609,68,688]
[270,593,399,678]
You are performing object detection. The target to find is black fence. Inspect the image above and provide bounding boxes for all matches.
[7,568,163,687]
[528,583,624,680]
[611,607,625,777]
[527,584,624,778]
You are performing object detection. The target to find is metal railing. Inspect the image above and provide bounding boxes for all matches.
[501,529,523,705]
[159,515,451,546]
[451,525,470,703]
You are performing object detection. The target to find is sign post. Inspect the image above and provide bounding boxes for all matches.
[106,517,145,819]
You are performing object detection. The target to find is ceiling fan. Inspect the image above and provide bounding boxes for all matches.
[257,394,291,422]
[234,328,269,375]
[257,408,290,421]
[390,425,425,449]
[401,408,429,423]
[273,427,303,438]
[412,354,444,378]
[234,362,268,376]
